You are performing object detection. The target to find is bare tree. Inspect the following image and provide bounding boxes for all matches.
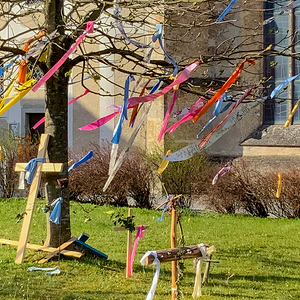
[0,0,293,246]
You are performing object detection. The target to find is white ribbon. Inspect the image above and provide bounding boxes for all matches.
[27,266,61,275]
[140,251,161,300]
[192,244,216,299]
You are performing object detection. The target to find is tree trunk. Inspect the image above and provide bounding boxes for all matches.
[44,0,71,247]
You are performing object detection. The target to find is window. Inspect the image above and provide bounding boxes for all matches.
[264,0,300,124]
[25,113,45,138]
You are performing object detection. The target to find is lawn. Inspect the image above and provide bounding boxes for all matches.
[0,198,300,300]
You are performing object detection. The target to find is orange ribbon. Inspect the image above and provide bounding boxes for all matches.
[18,29,46,83]
[192,58,255,123]
[129,79,151,127]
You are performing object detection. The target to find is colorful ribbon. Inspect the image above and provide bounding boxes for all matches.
[114,5,154,62]
[199,86,257,147]
[216,0,238,22]
[68,150,93,173]
[49,197,63,224]
[270,73,300,100]
[158,150,172,174]
[28,266,61,276]
[152,24,178,76]
[32,89,90,130]
[128,61,199,107]
[284,99,300,127]
[68,89,90,105]
[193,59,255,123]
[129,225,147,276]
[158,89,178,142]
[109,75,135,175]
[0,55,19,76]
[192,244,216,299]
[79,111,119,131]
[111,75,135,144]
[276,173,282,198]
[212,165,231,185]
[165,96,205,134]
[140,251,161,300]
[32,22,94,92]
[197,94,232,138]
[163,95,265,162]
[157,203,168,221]
[24,158,45,184]
[0,78,36,117]
[173,107,190,118]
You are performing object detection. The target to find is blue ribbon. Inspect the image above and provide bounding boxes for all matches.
[49,197,63,224]
[197,94,232,137]
[0,55,19,76]
[24,158,45,184]
[270,73,300,100]
[152,25,178,77]
[157,203,168,221]
[68,150,93,173]
[216,0,238,22]
[111,75,135,144]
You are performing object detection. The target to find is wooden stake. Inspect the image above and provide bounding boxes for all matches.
[171,209,178,300]
[126,208,133,278]
[15,134,50,264]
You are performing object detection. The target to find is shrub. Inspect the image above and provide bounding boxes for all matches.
[206,159,300,218]
[69,143,155,208]
[0,132,38,198]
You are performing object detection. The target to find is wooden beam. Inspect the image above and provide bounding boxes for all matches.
[38,237,77,263]
[15,133,50,264]
[15,163,63,173]
[0,239,83,258]
[144,245,204,265]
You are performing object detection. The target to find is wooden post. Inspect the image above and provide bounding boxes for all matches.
[171,209,177,300]
[13,134,64,264]
[202,253,212,285]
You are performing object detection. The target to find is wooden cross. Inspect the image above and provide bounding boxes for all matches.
[113,208,149,277]
[0,134,66,263]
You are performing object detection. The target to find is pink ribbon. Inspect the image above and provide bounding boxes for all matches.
[32,22,94,92]
[68,89,90,105]
[32,88,91,129]
[165,96,205,134]
[130,225,147,276]
[158,89,178,142]
[79,111,119,131]
[32,117,45,130]
[128,61,199,107]
[212,166,230,185]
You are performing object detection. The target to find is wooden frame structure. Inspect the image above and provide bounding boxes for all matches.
[0,134,83,263]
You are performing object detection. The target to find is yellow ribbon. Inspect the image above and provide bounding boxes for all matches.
[158,150,172,174]
[276,173,282,198]
[0,78,36,117]
[284,99,300,127]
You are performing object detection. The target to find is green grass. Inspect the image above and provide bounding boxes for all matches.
[0,198,300,300]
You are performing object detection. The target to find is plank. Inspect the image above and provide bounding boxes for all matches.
[15,163,63,173]
[38,237,77,263]
[15,133,50,264]
[74,240,108,259]
[0,239,83,258]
